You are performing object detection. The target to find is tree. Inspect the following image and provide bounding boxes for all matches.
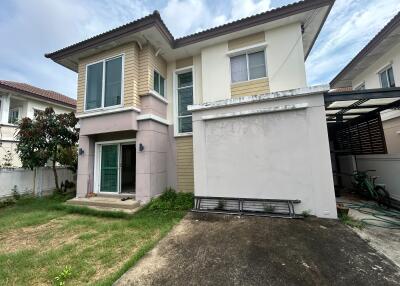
[16,107,79,190]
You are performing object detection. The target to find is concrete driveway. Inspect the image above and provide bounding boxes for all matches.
[115,213,400,286]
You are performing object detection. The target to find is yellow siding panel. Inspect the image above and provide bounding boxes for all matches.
[231,78,270,98]
[228,32,265,51]
[76,42,139,113]
[176,57,193,69]
[138,45,167,96]
[176,136,194,193]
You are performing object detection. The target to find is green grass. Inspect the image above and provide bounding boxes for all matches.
[339,214,365,229]
[0,190,193,285]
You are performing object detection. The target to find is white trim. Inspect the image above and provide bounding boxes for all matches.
[137,114,169,125]
[173,66,195,136]
[201,103,309,121]
[153,69,166,98]
[378,64,395,88]
[354,82,365,90]
[226,42,268,57]
[189,85,329,112]
[94,139,136,194]
[84,54,125,112]
[148,90,169,104]
[376,61,393,75]
[76,106,140,119]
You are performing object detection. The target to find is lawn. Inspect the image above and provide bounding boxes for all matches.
[0,191,192,285]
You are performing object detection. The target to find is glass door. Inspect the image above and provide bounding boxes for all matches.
[100,144,119,193]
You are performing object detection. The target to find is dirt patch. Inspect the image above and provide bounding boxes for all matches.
[0,216,80,253]
[115,213,400,286]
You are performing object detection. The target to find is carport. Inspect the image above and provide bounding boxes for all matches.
[324,87,400,200]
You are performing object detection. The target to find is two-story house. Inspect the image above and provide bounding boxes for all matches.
[0,80,76,167]
[331,11,400,153]
[46,0,337,218]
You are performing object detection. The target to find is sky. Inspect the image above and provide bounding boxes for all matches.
[0,0,399,99]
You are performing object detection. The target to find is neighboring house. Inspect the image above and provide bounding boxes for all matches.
[330,11,400,153]
[46,0,338,218]
[0,80,76,166]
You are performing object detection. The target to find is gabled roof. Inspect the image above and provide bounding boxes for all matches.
[0,80,76,109]
[331,11,400,88]
[46,0,334,70]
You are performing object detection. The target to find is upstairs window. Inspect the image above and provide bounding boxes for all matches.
[153,70,165,97]
[230,50,266,83]
[176,70,193,134]
[85,56,123,110]
[8,108,19,124]
[379,66,395,88]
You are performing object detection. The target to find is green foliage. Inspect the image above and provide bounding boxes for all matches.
[339,214,365,229]
[302,210,312,217]
[16,107,79,189]
[52,204,130,219]
[147,187,194,211]
[1,150,14,168]
[58,146,78,173]
[54,265,72,286]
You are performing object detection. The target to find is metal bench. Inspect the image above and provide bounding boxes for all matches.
[192,196,302,218]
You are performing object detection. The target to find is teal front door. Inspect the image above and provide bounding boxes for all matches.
[100,145,119,193]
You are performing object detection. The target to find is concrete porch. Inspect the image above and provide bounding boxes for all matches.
[66,196,141,214]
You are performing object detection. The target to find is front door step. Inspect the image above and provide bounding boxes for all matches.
[66,197,140,212]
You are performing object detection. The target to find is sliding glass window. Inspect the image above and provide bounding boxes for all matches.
[85,56,123,110]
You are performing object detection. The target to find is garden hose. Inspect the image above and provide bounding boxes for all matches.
[341,202,400,229]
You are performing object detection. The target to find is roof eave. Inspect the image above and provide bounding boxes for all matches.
[0,83,76,109]
[330,11,400,88]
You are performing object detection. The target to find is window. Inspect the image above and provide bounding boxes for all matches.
[379,66,395,88]
[176,70,193,134]
[8,108,19,124]
[85,56,123,110]
[230,50,266,83]
[153,70,165,97]
[33,109,44,117]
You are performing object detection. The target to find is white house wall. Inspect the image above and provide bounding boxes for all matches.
[191,90,337,219]
[352,42,400,89]
[265,23,307,92]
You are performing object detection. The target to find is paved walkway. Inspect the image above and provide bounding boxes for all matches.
[115,213,400,286]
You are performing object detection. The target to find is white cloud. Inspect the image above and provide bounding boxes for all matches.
[161,0,271,37]
[306,0,400,85]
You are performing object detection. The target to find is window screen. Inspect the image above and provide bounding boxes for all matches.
[248,51,266,80]
[230,54,248,83]
[230,50,266,83]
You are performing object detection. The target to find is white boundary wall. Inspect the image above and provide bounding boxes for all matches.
[190,86,337,219]
[0,167,75,199]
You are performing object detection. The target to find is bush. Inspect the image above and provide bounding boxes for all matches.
[147,188,194,211]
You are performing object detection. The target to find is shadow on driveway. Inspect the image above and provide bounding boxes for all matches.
[115,213,400,286]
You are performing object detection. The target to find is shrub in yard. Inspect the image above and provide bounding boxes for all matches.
[147,187,194,211]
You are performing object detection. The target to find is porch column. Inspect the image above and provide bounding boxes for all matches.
[135,119,168,203]
[76,134,95,198]
[0,93,10,124]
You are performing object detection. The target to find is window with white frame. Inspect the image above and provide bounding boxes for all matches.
[230,50,267,83]
[85,55,123,110]
[176,70,193,134]
[153,70,165,97]
[8,108,19,124]
[379,66,395,88]
[33,108,44,118]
